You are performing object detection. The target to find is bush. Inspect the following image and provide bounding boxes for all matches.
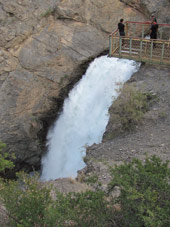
[0,144,115,226]
[0,172,52,227]
[107,84,154,135]
[47,190,114,227]
[41,7,56,18]
[1,143,169,226]
[0,142,14,173]
[1,174,115,227]
[109,156,170,227]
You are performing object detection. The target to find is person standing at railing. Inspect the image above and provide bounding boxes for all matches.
[150,19,159,48]
[118,19,125,36]
[118,19,125,46]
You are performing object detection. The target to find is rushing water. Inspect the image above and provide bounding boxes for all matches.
[41,56,140,181]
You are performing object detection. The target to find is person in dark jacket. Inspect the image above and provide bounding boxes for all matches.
[150,19,158,47]
[118,18,125,36]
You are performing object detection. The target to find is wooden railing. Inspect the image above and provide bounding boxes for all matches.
[109,21,170,65]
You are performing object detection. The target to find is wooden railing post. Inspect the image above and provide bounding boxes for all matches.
[160,42,165,64]
[109,35,112,56]
[125,23,128,37]
[129,38,132,59]
[150,40,153,63]
[160,28,163,39]
[133,24,136,37]
[139,39,143,61]
[119,37,122,57]
[142,25,144,38]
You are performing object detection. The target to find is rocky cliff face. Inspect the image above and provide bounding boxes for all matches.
[0,0,169,174]
[122,0,170,23]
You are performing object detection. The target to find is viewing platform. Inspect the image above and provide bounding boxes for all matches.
[109,21,170,65]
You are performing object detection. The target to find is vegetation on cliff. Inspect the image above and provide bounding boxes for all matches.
[0,142,14,173]
[104,83,156,140]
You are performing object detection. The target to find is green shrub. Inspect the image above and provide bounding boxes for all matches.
[0,142,14,173]
[46,190,114,227]
[109,84,152,132]
[1,143,169,227]
[0,143,115,226]
[41,8,56,18]
[85,174,98,184]
[109,156,170,227]
[0,145,114,226]
[0,172,52,227]
[1,175,115,227]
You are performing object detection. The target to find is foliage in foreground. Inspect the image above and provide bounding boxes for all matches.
[1,173,115,227]
[109,155,170,227]
[0,148,170,226]
[47,190,115,227]
[1,172,52,227]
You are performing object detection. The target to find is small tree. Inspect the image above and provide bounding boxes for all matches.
[0,142,14,173]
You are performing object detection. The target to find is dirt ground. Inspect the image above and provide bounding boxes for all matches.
[79,63,170,190]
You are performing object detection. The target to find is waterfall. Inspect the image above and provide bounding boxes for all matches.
[41,56,140,181]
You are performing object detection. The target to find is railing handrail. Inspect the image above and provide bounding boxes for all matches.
[126,21,170,27]
[110,35,170,43]
[110,29,118,36]
[126,21,150,25]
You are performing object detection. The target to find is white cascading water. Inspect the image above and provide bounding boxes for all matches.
[41,56,140,181]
